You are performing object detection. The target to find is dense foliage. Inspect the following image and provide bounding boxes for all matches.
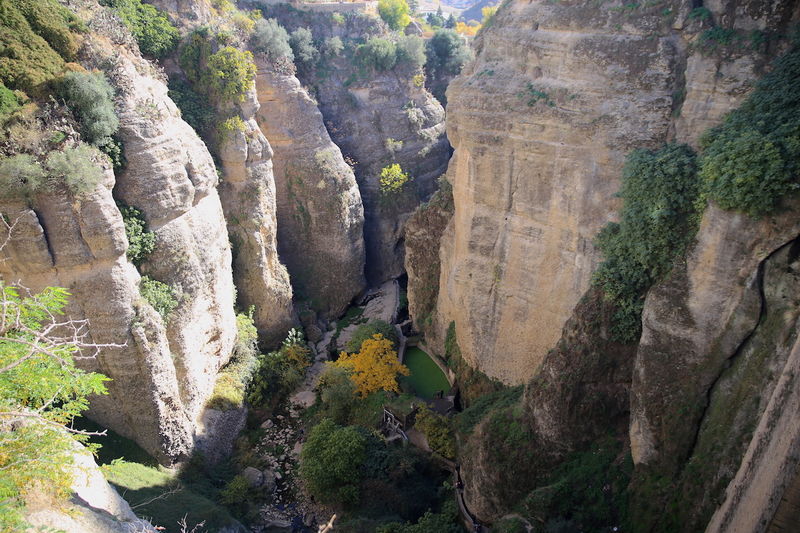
[58,71,119,148]
[378,0,411,30]
[0,154,46,198]
[202,46,257,104]
[355,37,398,72]
[139,276,178,320]
[168,78,214,135]
[289,27,319,75]
[425,29,472,78]
[699,45,800,217]
[334,334,409,397]
[345,319,399,352]
[593,143,700,342]
[0,286,109,529]
[119,204,155,267]
[207,312,259,411]
[102,0,179,58]
[45,143,105,195]
[0,0,82,93]
[250,18,293,62]
[414,406,456,459]
[247,328,311,409]
[299,418,367,505]
[379,163,412,195]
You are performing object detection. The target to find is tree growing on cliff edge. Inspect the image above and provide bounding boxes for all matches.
[334,334,409,397]
[0,224,114,529]
[378,0,411,30]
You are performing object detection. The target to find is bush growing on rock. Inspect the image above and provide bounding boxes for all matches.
[322,36,344,58]
[395,35,425,69]
[45,143,105,195]
[425,29,472,78]
[58,71,119,148]
[101,0,179,58]
[355,37,397,72]
[119,204,155,266]
[289,27,319,72]
[0,154,46,198]
[202,46,256,104]
[250,18,293,62]
[379,163,412,195]
[139,276,179,320]
[247,329,310,408]
[414,405,456,459]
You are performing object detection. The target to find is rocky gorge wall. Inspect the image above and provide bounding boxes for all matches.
[404,0,800,529]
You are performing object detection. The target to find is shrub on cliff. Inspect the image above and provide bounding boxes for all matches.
[139,276,178,320]
[119,204,155,266]
[0,154,46,198]
[250,18,293,62]
[395,35,425,69]
[378,0,411,30]
[425,29,472,78]
[355,37,397,72]
[414,406,456,459]
[0,0,82,93]
[45,144,105,195]
[699,45,800,217]
[202,46,256,104]
[102,0,179,58]
[289,27,319,73]
[58,71,119,148]
[593,143,700,342]
[379,163,412,195]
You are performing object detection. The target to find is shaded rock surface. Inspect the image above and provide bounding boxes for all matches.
[217,85,295,344]
[254,64,366,318]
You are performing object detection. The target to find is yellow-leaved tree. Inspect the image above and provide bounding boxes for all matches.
[334,334,409,397]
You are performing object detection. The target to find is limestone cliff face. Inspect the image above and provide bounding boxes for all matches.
[254,64,366,317]
[316,67,449,284]
[217,87,295,344]
[425,0,798,385]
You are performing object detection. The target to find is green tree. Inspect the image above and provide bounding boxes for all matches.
[119,204,155,266]
[378,0,412,30]
[102,0,179,58]
[425,29,472,78]
[58,71,119,148]
[380,163,412,195]
[289,27,319,70]
[0,284,109,529]
[345,319,399,352]
[355,37,398,72]
[299,419,367,505]
[250,18,293,62]
[201,46,256,104]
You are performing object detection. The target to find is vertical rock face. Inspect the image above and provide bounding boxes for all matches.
[435,0,682,384]
[317,69,450,284]
[254,65,366,318]
[0,39,240,462]
[217,87,295,344]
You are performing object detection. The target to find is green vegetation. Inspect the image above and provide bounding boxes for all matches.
[378,0,412,30]
[119,204,156,266]
[0,83,20,117]
[521,82,554,107]
[300,418,367,505]
[400,347,450,399]
[414,406,455,459]
[218,114,246,140]
[519,438,632,532]
[168,78,214,135]
[289,27,319,75]
[207,311,259,411]
[250,18,293,62]
[345,319,399,352]
[454,384,523,435]
[45,143,105,195]
[322,36,344,58]
[688,6,711,20]
[58,71,121,164]
[139,276,179,320]
[247,328,311,409]
[377,500,461,533]
[102,458,240,530]
[0,0,82,93]
[356,37,398,72]
[202,46,257,104]
[699,45,800,217]
[101,0,179,58]
[380,163,412,195]
[443,321,504,405]
[593,143,700,342]
[395,35,426,69]
[0,286,109,529]
[425,29,472,78]
[0,153,46,198]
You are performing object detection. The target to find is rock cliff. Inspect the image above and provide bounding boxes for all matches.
[0,23,240,463]
[217,86,295,344]
[254,64,366,318]
[421,0,799,385]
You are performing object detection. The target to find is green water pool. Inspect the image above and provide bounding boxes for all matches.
[402,346,451,400]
